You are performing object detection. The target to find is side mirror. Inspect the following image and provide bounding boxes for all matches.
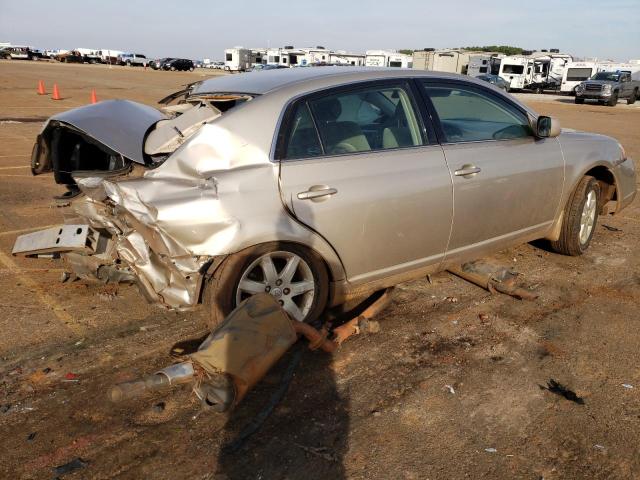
[535,116,561,138]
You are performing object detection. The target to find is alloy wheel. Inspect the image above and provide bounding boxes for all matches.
[579,189,597,245]
[235,251,315,321]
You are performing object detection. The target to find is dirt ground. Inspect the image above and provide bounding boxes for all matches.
[1,60,639,480]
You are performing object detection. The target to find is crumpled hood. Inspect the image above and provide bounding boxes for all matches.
[47,99,167,165]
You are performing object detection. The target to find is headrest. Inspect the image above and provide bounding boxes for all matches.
[313,98,342,123]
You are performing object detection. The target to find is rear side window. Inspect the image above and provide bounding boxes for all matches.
[420,82,531,143]
[308,85,422,155]
[284,103,323,160]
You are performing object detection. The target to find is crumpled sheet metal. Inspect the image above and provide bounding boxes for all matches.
[71,122,279,309]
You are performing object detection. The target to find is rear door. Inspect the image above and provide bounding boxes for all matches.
[417,79,564,264]
[277,80,453,284]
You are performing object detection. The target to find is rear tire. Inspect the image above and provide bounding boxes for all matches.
[550,176,600,256]
[627,91,637,105]
[202,242,329,329]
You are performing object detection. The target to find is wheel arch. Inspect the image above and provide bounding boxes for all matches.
[198,237,344,305]
[546,162,618,242]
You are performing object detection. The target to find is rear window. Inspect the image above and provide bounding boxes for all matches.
[566,68,592,81]
[502,64,524,74]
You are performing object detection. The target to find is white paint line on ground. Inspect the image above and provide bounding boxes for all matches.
[0,154,29,158]
[0,166,29,170]
[0,224,58,237]
[0,251,84,337]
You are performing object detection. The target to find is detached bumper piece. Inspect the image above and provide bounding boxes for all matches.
[12,225,99,257]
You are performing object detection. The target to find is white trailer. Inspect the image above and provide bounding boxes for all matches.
[225,47,252,71]
[498,55,533,90]
[330,51,365,66]
[560,61,604,94]
[466,53,504,76]
[97,49,124,64]
[530,53,573,91]
[365,50,412,68]
[413,49,469,73]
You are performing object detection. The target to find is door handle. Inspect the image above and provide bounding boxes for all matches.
[454,165,481,177]
[297,186,338,201]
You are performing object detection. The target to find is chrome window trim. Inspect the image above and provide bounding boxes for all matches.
[270,78,435,163]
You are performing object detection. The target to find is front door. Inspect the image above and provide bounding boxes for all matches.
[417,80,565,263]
[278,81,453,283]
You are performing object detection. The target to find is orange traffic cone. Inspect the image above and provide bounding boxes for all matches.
[52,84,61,101]
[37,80,46,95]
[90,89,97,104]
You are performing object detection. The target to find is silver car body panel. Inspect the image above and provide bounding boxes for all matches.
[14,68,637,310]
[46,100,167,164]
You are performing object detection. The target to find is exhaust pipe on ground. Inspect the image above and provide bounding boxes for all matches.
[109,293,344,412]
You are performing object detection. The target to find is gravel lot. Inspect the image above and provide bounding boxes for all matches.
[1,60,639,480]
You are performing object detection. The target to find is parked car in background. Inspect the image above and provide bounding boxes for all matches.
[0,46,41,60]
[205,61,225,69]
[19,69,636,328]
[476,74,510,92]
[118,53,148,67]
[194,60,204,68]
[149,58,174,70]
[54,50,87,63]
[251,64,289,71]
[575,71,639,106]
[162,58,194,71]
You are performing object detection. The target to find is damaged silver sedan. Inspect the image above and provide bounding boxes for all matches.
[14,68,637,327]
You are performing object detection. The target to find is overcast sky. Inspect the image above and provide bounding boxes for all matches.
[1,0,638,61]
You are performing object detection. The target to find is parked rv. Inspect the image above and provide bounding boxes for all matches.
[467,53,503,77]
[575,70,640,106]
[365,50,412,68]
[561,62,604,94]
[97,49,124,64]
[498,52,572,92]
[225,48,252,71]
[413,49,469,73]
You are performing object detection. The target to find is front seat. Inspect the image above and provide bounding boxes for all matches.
[382,104,414,149]
[313,98,371,154]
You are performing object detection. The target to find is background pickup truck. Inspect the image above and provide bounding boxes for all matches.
[575,71,639,106]
[118,53,148,67]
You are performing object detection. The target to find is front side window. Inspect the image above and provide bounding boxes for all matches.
[421,82,531,143]
[307,85,422,155]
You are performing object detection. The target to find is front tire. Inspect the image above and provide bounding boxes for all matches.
[575,98,584,104]
[550,176,600,256]
[202,242,329,329]
[607,92,618,106]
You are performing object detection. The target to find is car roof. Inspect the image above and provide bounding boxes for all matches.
[192,67,474,96]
